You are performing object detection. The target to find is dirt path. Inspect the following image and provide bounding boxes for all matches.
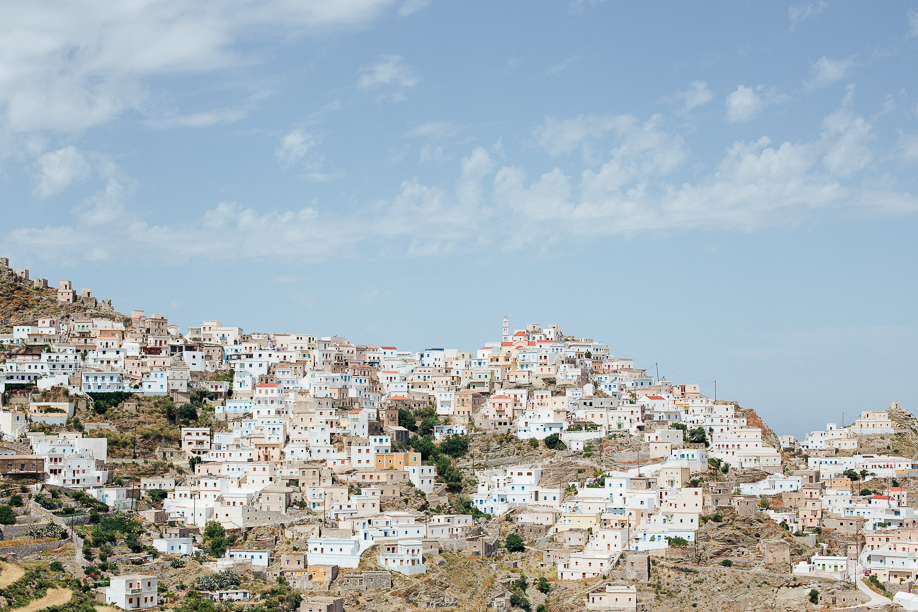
[0,562,25,588]
[9,588,72,612]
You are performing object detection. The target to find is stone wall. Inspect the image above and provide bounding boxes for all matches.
[337,572,392,591]
[0,524,47,539]
[0,537,70,558]
[242,507,295,527]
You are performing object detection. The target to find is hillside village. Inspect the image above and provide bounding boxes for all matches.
[0,259,917,612]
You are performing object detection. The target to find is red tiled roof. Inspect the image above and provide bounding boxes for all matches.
[646,395,665,400]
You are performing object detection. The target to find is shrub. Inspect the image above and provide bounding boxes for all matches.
[49,561,64,573]
[147,489,169,504]
[8,494,23,507]
[808,589,818,604]
[543,433,563,450]
[505,534,525,553]
[711,513,723,522]
[0,505,17,525]
[440,436,469,458]
[536,576,550,594]
[418,416,439,437]
[512,573,528,591]
[509,593,530,612]
[720,559,733,567]
[192,569,240,592]
[528,438,539,449]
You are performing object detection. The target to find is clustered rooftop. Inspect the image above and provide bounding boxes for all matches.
[0,279,914,609]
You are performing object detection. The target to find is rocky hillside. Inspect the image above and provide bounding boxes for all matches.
[0,266,126,331]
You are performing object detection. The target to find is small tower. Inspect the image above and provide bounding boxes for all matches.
[502,316,509,343]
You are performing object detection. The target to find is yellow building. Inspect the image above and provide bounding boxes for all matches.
[375,452,421,471]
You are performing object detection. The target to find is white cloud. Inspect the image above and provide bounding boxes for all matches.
[909,8,918,35]
[402,121,459,139]
[0,0,394,134]
[35,145,92,197]
[788,1,827,29]
[357,55,420,100]
[806,56,854,90]
[820,91,874,177]
[276,129,318,167]
[545,56,581,76]
[898,133,918,163]
[144,108,250,130]
[725,85,765,123]
[398,0,430,16]
[4,105,917,266]
[533,114,629,157]
[679,80,713,111]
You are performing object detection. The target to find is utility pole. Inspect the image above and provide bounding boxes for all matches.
[714,381,717,402]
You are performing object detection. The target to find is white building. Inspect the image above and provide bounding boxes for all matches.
[225,549,271,567]
[306,538,362,568]
[153,537,195,555]
[378,539,426,575]
[106,575,158,610]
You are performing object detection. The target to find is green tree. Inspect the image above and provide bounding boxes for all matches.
[843,468,859,481]
[543,433,564,450]
[688,427,709,446]
[147,489,169,504]
[435,456,463,492]
[509,593,530,612]
[808,589,818,604]
[398,409,417,432]
[409,436,439,461]
[720,559,733,567]
[536,576,551,594]
[418,415,438,437]
[505,533,525,553]
[536,606,548,612]
[0,505,16,525]
[8,494,23,507]
[440,436,469,458]
[665,536,689,547]
[204,520,228,557]
[177,403,198,424]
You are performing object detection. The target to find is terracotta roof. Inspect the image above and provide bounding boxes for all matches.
[646,395,665,400]
[873,495,894,501]
[256,383,280,388]
[381,346,397,350]
[387,396,410,401]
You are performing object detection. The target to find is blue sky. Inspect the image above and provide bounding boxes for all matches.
[2,0,918,436]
